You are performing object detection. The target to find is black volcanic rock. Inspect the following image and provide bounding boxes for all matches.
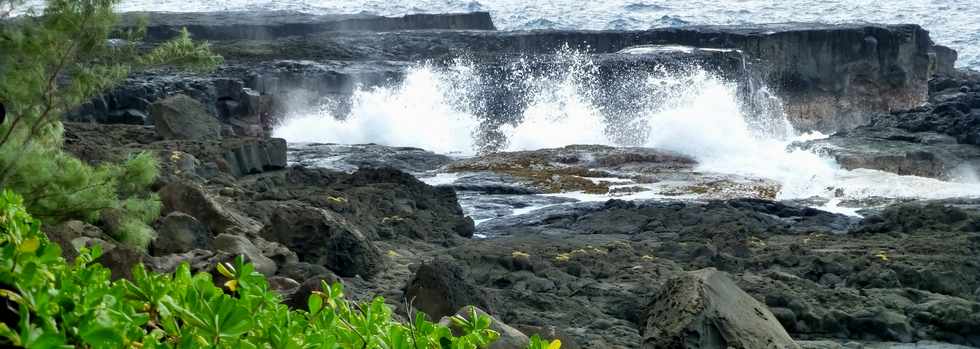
[796,73,980,180]
[121,11,496,41]
[259,202,384,278]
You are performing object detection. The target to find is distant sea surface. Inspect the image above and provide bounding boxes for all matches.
[19,0,978,69]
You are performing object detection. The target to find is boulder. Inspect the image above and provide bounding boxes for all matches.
[404,257,492,320]
[278,262,331,282]
[106,108,149,125]
[212,233,277,276]
[220,138,288,176]
[642,268,800,349]
[44,220,109,261]
[439,306,529,349]
[847,308,913,342]
[284,272,343,310]
[152,212,211,255]
[931,45,959,77]
[146,249,217,274]
[159,181,262,236]
[150,94,222,140]
[267,276,302,294]
[254,237,299,266]
[96,245,147,281]
[259,202,383,278]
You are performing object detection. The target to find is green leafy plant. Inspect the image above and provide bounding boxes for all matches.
[0,189,532,348]
[528,335,562,349]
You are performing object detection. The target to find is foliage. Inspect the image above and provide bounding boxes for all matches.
[0,190,563,348]
[0,0,222,250]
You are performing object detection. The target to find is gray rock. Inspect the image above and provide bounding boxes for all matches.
[794,127,980,180]
[404,257,492,320]
[930,45,959,77]
[284,272,344,310]
[146,249,217,274]
[642,268,800,349]
[259,202,383,278]
[278,262,331,282]
[221,138,287,176]
[288,143,452,173]
[150,94,222,140]
[159,181,262,236]
[212,233,277,276]
[96,245,147,281]
[254,237,299,266]
[267,276,302,294]
[152,212,211,255]
[797,341,844,349]
[44,220,110,261]
[106,108,149,125]
[124,11,496,42]
[848,308,913,343]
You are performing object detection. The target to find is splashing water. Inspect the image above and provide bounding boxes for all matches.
[500,50,612,150]
[274,49,980,203]
[273,61,481,155]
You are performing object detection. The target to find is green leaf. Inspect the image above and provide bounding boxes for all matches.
[308,293,323,314]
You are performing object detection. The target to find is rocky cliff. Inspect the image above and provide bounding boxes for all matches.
[72,12,945,135]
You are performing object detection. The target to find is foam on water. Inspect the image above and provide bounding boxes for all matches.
[275,49,980,204]
[273,61,481,155]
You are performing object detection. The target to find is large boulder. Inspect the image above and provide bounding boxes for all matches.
[404,257,492,320]
[159,181,262,236]
[212,233,277,276]
[642,268,800,349]
[151,212,211,255]
[150,94,222,140]
[259,202,383,278]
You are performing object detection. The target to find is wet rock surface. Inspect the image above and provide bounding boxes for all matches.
[797,72,980,180]
[288,143,453,173]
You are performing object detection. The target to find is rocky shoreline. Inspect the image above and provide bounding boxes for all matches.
[54,11,980,349]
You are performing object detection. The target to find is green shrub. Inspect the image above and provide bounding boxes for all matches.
[0,0,222,250]
[0,190,561,348]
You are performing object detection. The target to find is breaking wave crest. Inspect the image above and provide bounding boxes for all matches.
[273,49,980,202]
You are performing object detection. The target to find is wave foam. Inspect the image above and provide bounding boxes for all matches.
[274,50,980,202]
